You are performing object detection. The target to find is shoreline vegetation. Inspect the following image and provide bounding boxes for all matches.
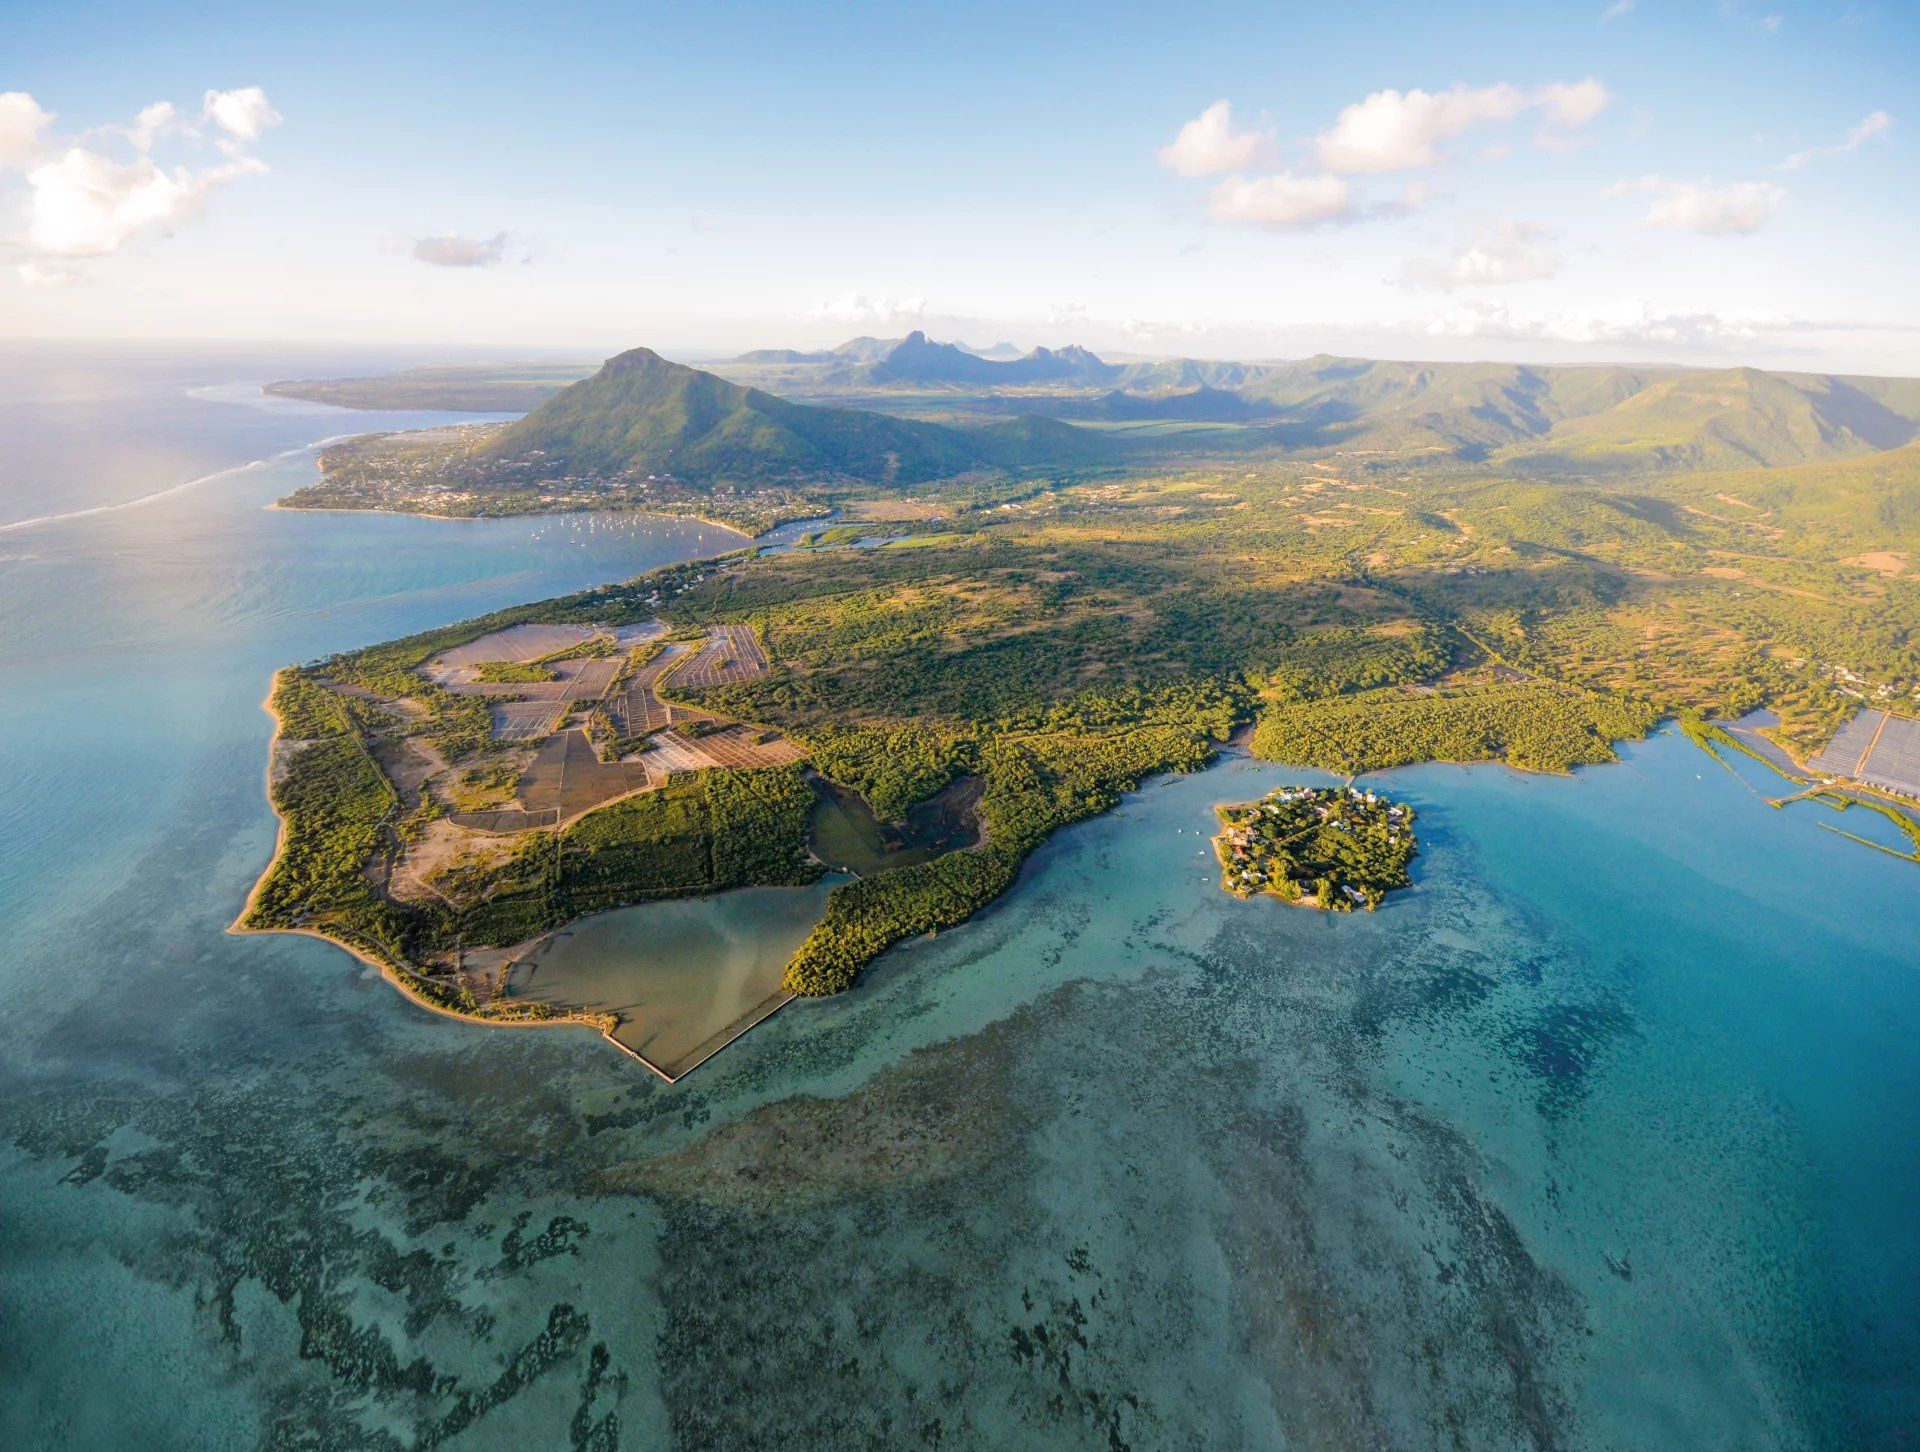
[1212,785,1417,910]
[228,676,640,1060]
[238,339,1920,1076]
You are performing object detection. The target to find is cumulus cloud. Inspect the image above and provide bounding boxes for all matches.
[1404,219,1560,290]
[1535,78,1610,128]
[202,86,281,142]
[1157,100,1277,177]
[1313,79,1608,173]
[121,101,180,152]
[1208,172,1355,230]
[1779,109,1893,170]
[809,292,929,325]
[410,231,512,267]
[0,92,54,167]
[1608,175,1785,234]
[23,147,266,257]
[2,87,280,281]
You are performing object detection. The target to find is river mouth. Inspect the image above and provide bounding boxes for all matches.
[806,773,984,875]
[504,876,847,1078]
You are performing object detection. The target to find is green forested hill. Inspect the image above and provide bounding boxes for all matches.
[479,346,1113,485]
[482,347,976,483]
[1204,354,1920,469]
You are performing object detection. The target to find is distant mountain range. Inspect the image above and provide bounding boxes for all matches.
[1224,355,1920,472]
[729,333,1029,367]
[272,334,1920,482]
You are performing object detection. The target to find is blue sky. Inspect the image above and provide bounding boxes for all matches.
[2,0,1914,371]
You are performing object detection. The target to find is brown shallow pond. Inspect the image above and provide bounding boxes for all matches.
[505,876,847,1077]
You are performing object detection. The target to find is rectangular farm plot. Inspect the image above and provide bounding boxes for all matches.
[670,624,770,690]
[563,657,621,701]
[608,644,689,737]
[515,728,654,823]
[491,701,564,741]
[635,731,720,777]
[1810,708,1920,797]
[688,724,805,769]
[433,622,597,668]
[610,685,670,738]
[632,724,802,776]
[447,805,559,833]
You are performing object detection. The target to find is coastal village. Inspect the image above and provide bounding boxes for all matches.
[1213,784,1418,911]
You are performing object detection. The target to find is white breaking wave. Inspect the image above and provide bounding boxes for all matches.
[0,434,362,536]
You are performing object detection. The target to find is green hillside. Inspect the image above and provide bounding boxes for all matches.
[483,347,979,484]
[1227,355,1920,469]
[479,346,1114,485]
[1504,367,1920,473]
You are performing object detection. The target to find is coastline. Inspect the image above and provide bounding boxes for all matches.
[264,496,764,542]
[228,671,693,1081]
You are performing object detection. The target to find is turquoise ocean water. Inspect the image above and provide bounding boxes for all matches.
[0,348,1914,1450]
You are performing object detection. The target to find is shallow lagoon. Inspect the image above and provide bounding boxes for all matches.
[508,877,847,1075]
[1,352,1916,1450]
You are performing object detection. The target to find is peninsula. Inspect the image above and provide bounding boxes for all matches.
[244,337,1920,1076]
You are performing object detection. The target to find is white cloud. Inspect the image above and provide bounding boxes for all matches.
[1536,78,1610,128]
[1157,100,1277,177]
[1847,110,1894,148]
[1208,172,1355,229]
[2,87,279,282]
[0,92,54,168]
[1404,219,1561,290]
[809,292,929,325]
[411,231,512,267]
[1312,80,1608,174]
[1779,109,1893,170]
[22,147,265,257]
[1601,0,1636,20]
[1609,175,1785,234]
[1316,84,1526,173]
[17,259,79,288]
[202,87,281,142]
[122,101,180,152]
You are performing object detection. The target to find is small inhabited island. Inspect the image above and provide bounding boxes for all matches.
[1212,786,1417,911]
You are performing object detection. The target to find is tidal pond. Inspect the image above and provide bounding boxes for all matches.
[807,773,983,875]
[506,876,847,1077]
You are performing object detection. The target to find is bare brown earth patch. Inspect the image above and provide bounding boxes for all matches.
[1845,550,1908,577]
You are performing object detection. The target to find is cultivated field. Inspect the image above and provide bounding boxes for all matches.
[432,622,596,668]
[431,622,799,836]
[491,700,564,741]
[1813,709,1920,797]
[607,645,685,737]
[635,724,804,777]
[670,623,768,689]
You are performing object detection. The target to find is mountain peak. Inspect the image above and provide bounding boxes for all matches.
[604,346,676,372]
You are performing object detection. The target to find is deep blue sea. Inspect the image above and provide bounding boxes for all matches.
[0,346,1915,1450]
